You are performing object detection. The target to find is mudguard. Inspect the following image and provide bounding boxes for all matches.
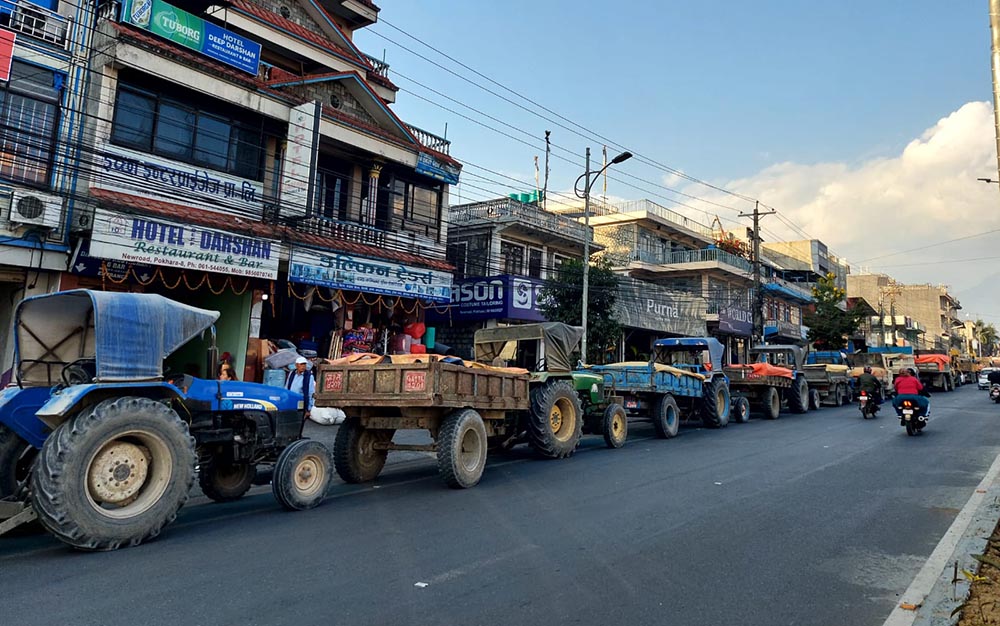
[0,386,54,448]
[35,382,186,428]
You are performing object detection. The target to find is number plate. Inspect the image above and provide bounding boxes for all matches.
[404,371,427,392]
[625,399,638,409]
[324,372,343,392]
[903,409,914,416]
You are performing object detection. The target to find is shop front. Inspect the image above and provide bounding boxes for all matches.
[280,246,452,360]
[613,277,707,362]
[63,207,282,379]
[714,305,753,364]
[425,274,546,359]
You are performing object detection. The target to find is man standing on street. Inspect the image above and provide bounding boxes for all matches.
[286,356,315,417]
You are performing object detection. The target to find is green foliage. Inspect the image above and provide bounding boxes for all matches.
[538,258,623,364]
[974,319,999,356]
[803,273,865,350]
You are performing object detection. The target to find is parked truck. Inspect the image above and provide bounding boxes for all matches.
[847,349,916,395]
[724,345,810,419]
[914,350,956,391]
[802,351,851,408]
[312,323,619,491]
[582,337,731,435]
[0,290,331,551]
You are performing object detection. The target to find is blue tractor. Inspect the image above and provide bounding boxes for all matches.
[0,290,333,550]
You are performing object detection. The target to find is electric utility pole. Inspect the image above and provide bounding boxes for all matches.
[739,200,775,346]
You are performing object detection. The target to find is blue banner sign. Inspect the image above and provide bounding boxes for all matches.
[415,152,461,185]
[718,305,753,336]
[289,247,452,303]
[426,275,546,322]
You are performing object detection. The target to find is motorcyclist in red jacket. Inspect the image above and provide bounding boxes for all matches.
[892,368,930,416]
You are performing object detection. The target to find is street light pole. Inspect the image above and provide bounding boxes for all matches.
[574,148,633,364]
[581,147,592,362]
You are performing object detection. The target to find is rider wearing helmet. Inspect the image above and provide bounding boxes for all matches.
[856,366,882,409]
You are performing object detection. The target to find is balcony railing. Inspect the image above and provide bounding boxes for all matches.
[405,124,450,155]
[451,198,590,243]
[610,199,716,240]
[665,248,754,274]
[300,216,446,259]
[362,52,390,78]
[8,0,71,49]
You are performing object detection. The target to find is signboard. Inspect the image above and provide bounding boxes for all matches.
[69,239,155,281]
[279,102,318,219]
[120,0,261,74]
[288,247,452,303]
[764,319,801,339]
[415,152,461,185]
[0,29,14,83]
[613,277,706,337]
[718,305,753,336]
[90,208,282,279]
[426,275,546,322]
[93,143,264,218]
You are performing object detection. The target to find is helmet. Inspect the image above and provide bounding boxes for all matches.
[863,366,872,374]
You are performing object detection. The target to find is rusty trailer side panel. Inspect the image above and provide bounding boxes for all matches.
[314,362,530,412]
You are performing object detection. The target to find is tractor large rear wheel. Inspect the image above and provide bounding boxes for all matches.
[31,397,195,551]
[528,381,583,459]
[701,378,731,428]
[0,423,35,499]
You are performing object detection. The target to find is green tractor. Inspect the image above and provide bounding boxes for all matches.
[474,323,625,455]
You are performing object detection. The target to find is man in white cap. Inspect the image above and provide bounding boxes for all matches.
[285,356,315,416]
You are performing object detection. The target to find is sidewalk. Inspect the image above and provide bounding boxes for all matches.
[884,450,1000,625]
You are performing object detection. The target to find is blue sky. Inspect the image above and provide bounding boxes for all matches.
[356,2,999,320]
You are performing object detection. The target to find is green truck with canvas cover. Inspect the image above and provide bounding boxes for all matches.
[312,323,619,490]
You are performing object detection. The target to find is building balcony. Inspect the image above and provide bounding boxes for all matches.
[629,247,753,279]
[450,198,592,248]
[5,0,71,49]
[362,52,389,78]
[404,124,450,155]
[320,0,379,28]
[297,215,447,260]
[586,198,717,249]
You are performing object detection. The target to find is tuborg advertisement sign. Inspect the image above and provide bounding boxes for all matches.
[120,0,261,74]
[90,208,282,279]
[426,275,546,322]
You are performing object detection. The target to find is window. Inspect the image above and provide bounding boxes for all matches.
[446,241,468,280]
[375,174,442,241]
[110,80,272,180]
[318,169,351,221]
[501,240,525,275]
[527,247,543,278]
[0,61,62,187]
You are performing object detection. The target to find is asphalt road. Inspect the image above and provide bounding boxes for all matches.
[3,387,1000,626]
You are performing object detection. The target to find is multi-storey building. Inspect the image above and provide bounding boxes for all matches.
[433,196,593,359]
[761,239,849,290]
[54,0,459,378]
[0,0,90,382]
[848,274,962,350]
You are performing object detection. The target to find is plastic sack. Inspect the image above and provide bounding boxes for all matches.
[309,407,346,426]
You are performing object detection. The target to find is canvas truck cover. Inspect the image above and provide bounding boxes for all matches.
[15,289,219,384]
[474,322,583,372]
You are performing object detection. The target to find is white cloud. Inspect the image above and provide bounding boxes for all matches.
[681,101,1000,318]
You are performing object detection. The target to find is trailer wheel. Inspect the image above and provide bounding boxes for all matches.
[808,389,822,411]
[437,409,488,489]
[653,395,681,438]
[31,397,195,551]
[272,439,332,511]
[732,397,751,424]
[832,384,845,407]
[333,417,393,483]
[0,423,35,499]
[199,461,255,503]
[788,377,809,414]
[601,404,628,449]
[528,381,583,459]
[701,378,731,428]
[762,387,781,420]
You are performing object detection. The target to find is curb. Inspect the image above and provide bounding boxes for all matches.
[883,451,1000,626]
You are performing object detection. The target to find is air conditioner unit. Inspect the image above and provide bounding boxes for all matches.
[10,189,63,229]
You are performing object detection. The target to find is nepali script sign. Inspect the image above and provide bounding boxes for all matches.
[90,209,282,279]
[288,247,451,303]
[93,144,264,218]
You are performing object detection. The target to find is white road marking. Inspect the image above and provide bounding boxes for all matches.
[882,447,1000,626]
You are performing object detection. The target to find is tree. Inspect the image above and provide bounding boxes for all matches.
[974,319,999,357]
[538,258,622,364]
[802,274,866,350]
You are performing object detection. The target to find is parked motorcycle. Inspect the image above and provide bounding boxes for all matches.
[858,390,879,419]
[991,384,1000,403]
[895,396,928,436]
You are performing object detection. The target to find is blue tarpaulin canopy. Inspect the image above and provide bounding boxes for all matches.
[15,290,220,384]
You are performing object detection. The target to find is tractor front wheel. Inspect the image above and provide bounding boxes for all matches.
[31,397,195,551]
